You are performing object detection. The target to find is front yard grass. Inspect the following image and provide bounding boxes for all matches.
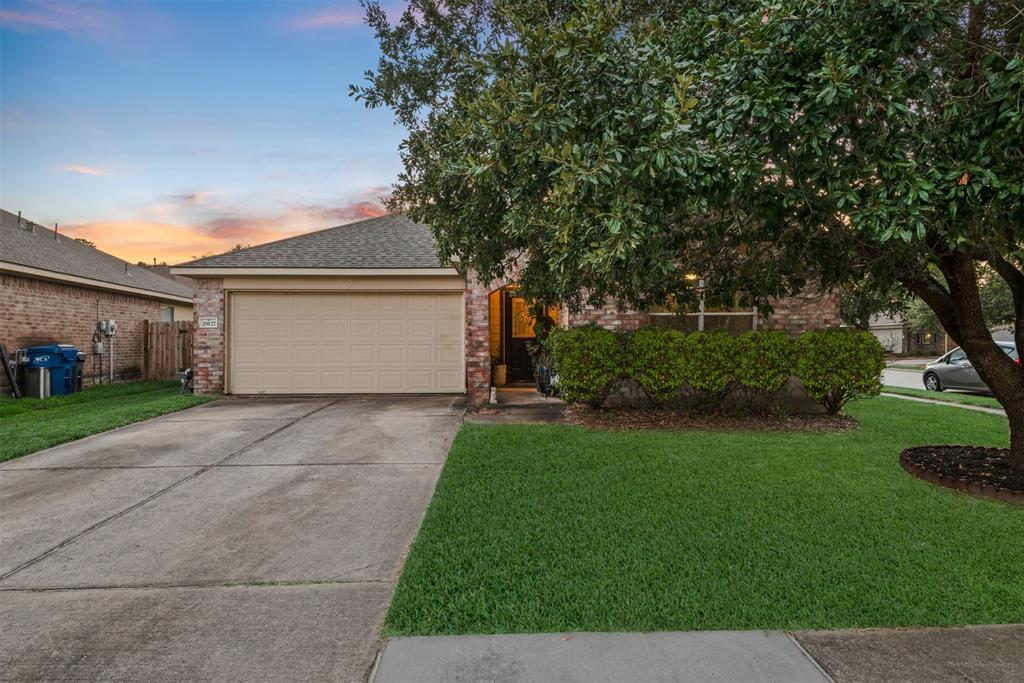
[882,385,1003,409]
[0,381,217,462]
[385,397,1020,636]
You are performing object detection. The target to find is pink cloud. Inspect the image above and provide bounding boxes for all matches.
[173,191,219,205]
[0,1,110,36]
[61,195,391,264]
[60,164,108,176]
[288,2,408,31]
[290,8,365,30]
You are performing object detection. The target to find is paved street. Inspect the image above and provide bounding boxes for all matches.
[882,367,926,390]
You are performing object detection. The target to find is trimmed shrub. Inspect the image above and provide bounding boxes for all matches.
[628,327,687,404]
[795,329,885,414]
[547,325,624,407]
[735,330,797,393]
[680,331,740,408]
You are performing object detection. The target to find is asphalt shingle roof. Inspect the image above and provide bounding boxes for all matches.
[0,209,193,300]
[177,214,446,269]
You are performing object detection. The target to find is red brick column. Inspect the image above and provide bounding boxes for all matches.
[192,277,225,394]
[464,269,494,404]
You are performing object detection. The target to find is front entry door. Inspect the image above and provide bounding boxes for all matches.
[502,292,536,383]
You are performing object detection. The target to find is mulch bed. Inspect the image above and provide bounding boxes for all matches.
[563,405,858,432]
[901,445,1024,505]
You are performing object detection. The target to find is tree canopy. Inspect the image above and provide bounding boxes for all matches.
[356,0,1024,463]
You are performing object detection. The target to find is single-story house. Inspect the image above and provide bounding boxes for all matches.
[868,314,950,356]
[1,209,194,388]
[172,214,839,401]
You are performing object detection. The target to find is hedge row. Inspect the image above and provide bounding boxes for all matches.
[545,326,884,414]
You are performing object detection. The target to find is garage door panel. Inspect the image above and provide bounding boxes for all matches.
[293,319,321,337]
[407,319,434,338]
[350,372,376,391]
[322,371,350,392]
[408,345,433,364]
[349,344,376,364]
[379,345,405,364]
[349,294,380,312]
[322,345,348,363]
[436,370,463,391]
[379,371,405,391]
[436,344,461,364]
[436,319,461,340]
[379,319,406,337]
[292,345,320,365]
[350,319,380,337]
[230,291,464,394]
[408,371,435,390]
[292,372,321,393]
[262,295,295,315]
[322,319,350,337]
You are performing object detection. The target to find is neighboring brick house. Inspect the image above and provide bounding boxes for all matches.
[1,209,194,391]
[172,214,839,402]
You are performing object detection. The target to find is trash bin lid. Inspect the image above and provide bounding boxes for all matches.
[27,344,80,364]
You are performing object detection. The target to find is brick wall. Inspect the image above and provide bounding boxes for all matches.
[192,277,225,395]
[761,291,841,334]
[0,273,165,389]
[566,302,651,331]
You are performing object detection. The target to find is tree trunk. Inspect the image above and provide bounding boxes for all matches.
[901,253,1024,471]
[1001,391,1024,472]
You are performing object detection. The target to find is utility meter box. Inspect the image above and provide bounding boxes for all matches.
[98,319,117,336]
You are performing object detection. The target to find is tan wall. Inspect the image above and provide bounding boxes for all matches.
[173,304,193,322]
[0,273,166,389]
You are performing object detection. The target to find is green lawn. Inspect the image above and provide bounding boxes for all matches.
[385,397,1019,636]
[882,385,1003,409]
[0,381,217,462]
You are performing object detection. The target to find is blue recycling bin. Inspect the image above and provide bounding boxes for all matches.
[26,344,80,396]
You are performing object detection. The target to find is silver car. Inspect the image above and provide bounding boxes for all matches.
[923,342,1019,393]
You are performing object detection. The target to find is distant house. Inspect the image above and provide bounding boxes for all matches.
[0,209,193,388]
[173,213,840,401]
[869,314,949,356]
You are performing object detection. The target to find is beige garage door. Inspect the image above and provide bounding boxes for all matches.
[229,291,464,394]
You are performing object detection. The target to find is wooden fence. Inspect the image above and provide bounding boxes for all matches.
[142,320,193,380]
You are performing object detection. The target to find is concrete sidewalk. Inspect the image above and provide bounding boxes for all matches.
[372,625,1024,683]
[880,391,1006,415]
[371,631,831,682]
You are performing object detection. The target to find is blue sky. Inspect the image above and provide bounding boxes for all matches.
[1,0,406,263]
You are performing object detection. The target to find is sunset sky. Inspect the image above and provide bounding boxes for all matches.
[1,0,407,264]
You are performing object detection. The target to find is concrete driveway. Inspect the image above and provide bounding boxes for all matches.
[0,395,464,682]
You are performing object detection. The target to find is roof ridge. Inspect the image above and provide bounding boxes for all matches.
[1,208,193,299]
[175,212,406,267]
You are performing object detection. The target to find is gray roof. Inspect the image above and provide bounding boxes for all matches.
[0,209,193,300]
[177,214,446,269]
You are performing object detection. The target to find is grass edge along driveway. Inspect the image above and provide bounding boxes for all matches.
[385,397,1019,636]
[0,381,217,463]
[882,384,1003,409]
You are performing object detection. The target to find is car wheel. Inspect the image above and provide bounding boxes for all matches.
[924,372,942,392]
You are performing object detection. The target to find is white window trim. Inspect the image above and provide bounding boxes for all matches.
[648,278,758,331]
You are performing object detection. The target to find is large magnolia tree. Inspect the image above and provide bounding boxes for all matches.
[354,0,1024,466]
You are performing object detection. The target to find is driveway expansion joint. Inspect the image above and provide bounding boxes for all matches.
[0,398,343,583]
